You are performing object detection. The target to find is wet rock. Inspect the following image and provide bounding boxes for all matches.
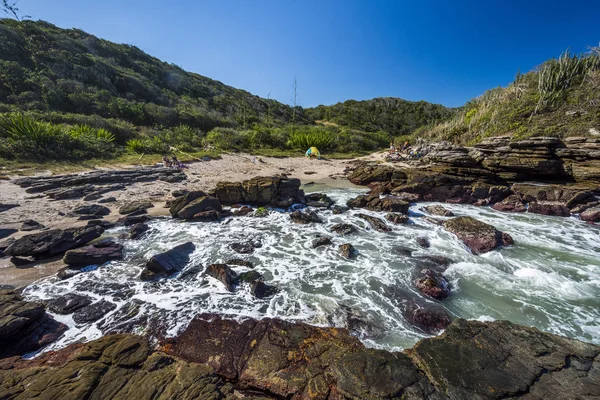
[417,237,430,248]
[304,192,335,208]
[251,280,277,298]
[140,242,195,280]
[357,213,391,232]
[330,223,357,235]
[225,259,253,268]
[67,204,111,218]
[86,219,116,229]
[339,243,357,259]
[528,202,571,217]
[491,194,527,212]
[339,304,385,340]
[63,240,123,267]
[129,222,149,239]
[290,209,322,224]
[20,219,45,231]
[422,205,454,217]
[312,235,333,248]
[177,196,222,219]
[230,241,259,254]
[72,300,117,324]
[385,212,409,224]
[401,301,452,334]
[443,216,513,254]
[46,293,93,314]
[415,269,451,299]
[238,270,262,283]
[4,225,104,258]
[392,246,413,256]
[232,205,253,216]
[56,267,83,280]
[347,194,410,213]
[97,196,116,203]
[119,200,154,215]
[213,176,304,207]
[205,264,239,291]
[331,205,349,214]
[580,207,600,223]
[0,290,68,358]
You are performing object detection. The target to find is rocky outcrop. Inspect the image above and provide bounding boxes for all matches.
[63,240,123,267]
[491,194,526,212]
[4,225,104,258]
[581,207,600,223]
[13,167,186,199]
[0,310,598,399]
[347,194,410,213]
[177,196,222,219]
[140,242,195,280]
[312,235,332,248]
[385,212,409,224]
[528,202,571,217]
[401,301,452,334]
[329,223,357,235]
[0,290,67,358]
[67,204,111,219]
[129,222,150,239]
[213,176,304,207]
[443,216,513,254]
[304,192,335,208]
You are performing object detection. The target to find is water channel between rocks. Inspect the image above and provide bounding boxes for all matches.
[22,184,600,353]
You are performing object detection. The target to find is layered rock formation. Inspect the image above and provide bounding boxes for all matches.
[213,176,304,207]
[1,314,598,399]
[347,137,600,218]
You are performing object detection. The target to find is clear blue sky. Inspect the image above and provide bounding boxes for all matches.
[13,0,600,108]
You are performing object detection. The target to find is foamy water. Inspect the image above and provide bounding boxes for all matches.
[23,187,600,352]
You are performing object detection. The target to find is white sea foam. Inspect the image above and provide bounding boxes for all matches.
[22,188,600,352]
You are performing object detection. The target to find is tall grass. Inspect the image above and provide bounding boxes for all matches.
[287,130,335,150]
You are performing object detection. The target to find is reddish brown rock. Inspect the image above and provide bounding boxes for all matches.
[443,216,513,254]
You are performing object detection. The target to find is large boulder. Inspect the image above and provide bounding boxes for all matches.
[213,176,303,207]
[443,216,513,254]
[168,190,207,217]
[330,223,357,235]
[4,225,104,258]
[140,242,195,280]
[385,213,409,224]
[177,196,222,219]
[580,207,600,223]
[422,205,454,217]
[339,243,357,259]
[0,290,67,358]
[63,240,123,267]
[527,202,571,217]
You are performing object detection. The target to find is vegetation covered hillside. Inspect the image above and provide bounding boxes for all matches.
[0,19,452,163]
[307,97,454,136]
[416,48,600,145]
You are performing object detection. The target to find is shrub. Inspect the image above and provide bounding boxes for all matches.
[125,136,166,154]
[203,127,250,151]
[287,128,335,150]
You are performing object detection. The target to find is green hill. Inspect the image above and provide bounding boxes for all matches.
[416,48,600,145]
[307,97,454,137]
[0,19,451,162]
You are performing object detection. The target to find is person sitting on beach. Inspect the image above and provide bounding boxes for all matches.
[171,155,186,169]
[402,141,409,152]
[162,156,172,167]
[389,142,396,153]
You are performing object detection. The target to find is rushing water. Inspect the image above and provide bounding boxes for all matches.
[23,186,600,352]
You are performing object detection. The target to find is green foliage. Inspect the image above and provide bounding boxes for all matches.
[125,136,165,154]
[0,113,117,160]
[287,128,335,150]
[203,127,249,151]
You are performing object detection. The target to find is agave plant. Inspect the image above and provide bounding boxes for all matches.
[287,130,335,150]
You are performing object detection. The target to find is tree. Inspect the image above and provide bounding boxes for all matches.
[1,0,29,21]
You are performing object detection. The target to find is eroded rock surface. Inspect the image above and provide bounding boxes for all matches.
[213,176,304,208]
[4,225,104,258]
[443,216,513,254]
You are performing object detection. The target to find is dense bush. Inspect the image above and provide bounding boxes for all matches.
[0,113,117,160]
